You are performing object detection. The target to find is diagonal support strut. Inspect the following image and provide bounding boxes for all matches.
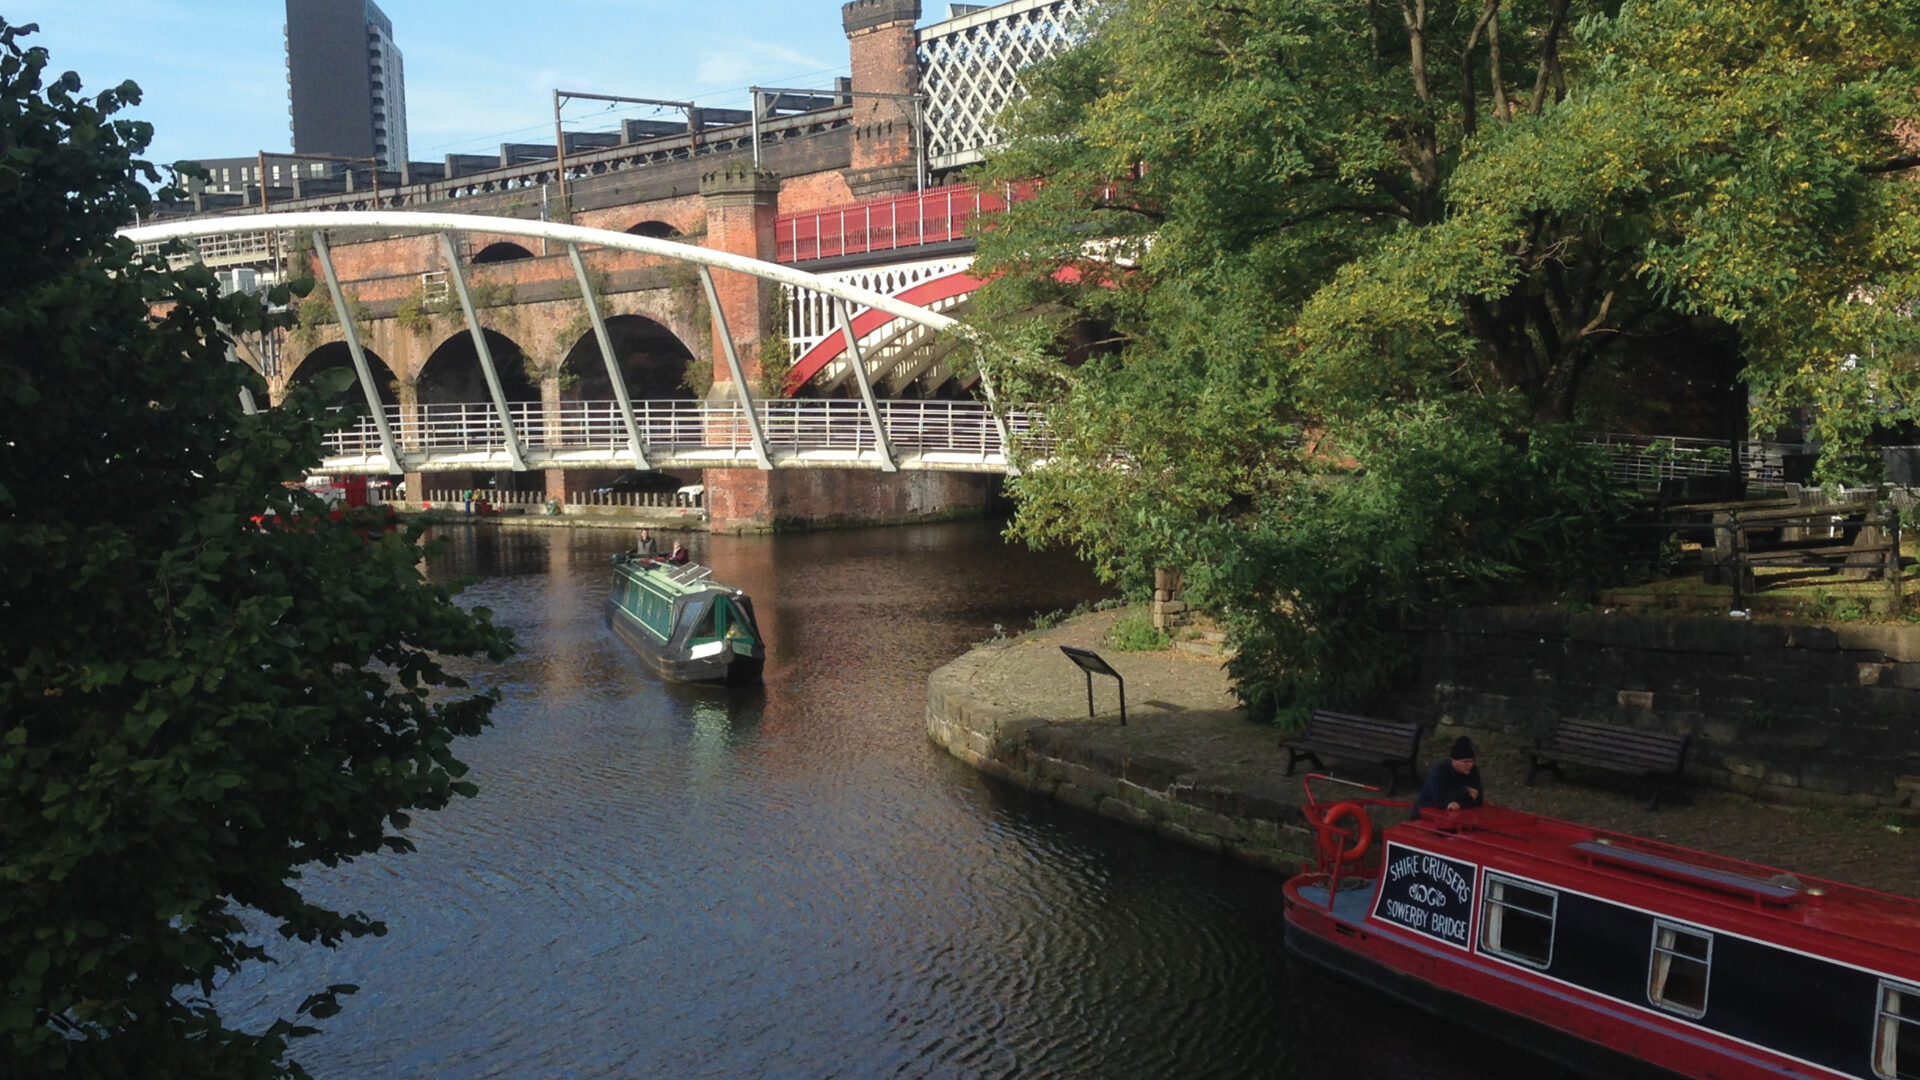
[567,243,649,469]
[312,231,402,475]
[438,233,528,471]
[697,266,774,470]
[832,297,897,472]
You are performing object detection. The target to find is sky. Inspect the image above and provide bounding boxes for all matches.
[18,1,937,170]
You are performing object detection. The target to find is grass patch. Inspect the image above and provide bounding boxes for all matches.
[1104,612,1170,652]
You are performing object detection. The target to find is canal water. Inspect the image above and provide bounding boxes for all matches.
[222,520,1508,1078]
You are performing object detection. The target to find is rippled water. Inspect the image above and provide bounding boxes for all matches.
[221,521,1511,1079]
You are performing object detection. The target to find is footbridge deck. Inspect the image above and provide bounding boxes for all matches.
[321,399,1048,475]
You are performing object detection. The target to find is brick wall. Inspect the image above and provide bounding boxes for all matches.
[843,0,922,197]
[1395,609,1920,805]
[705,468,995,532]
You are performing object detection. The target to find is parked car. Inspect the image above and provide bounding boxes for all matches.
[593,471,684,496]
[674,484,704,506]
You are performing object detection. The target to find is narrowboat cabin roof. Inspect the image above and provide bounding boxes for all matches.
[604,555,764,685]
[1396,807,1920,969]
[612,558,732,598]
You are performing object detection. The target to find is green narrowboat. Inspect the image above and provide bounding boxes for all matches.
[604,554,765,684]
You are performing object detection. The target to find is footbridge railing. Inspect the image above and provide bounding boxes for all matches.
[320,399,1051,475]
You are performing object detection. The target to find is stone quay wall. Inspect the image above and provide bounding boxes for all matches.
[926,661,1313,872]
[1398,609,1920,807]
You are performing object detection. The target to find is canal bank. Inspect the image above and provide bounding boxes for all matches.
[927,609,1920,896]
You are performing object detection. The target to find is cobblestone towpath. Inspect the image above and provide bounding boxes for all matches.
[928,611,1920,897]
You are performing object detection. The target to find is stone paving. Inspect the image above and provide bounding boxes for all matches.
[945,610,1920,897]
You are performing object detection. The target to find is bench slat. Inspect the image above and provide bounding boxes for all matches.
[1528,717,1689,808]
[1282,709,1425,794]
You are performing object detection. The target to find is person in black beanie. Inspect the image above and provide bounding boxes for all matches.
[1413,736,1485,813]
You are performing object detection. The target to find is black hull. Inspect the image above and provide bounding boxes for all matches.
[605,599,764,684]
[1283,922,1686,1080]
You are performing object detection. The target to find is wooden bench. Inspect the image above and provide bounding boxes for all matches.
[1282,710,1424,795]
[1525,718,1690,809]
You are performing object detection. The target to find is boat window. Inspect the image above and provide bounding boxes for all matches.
[723,600,752,641]
[677,600,714,640]
[1876,980,1920,1080]
[1647,921,1712,1019]
[1479,874,1556,968]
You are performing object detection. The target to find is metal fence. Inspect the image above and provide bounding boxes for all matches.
[1580,433,1809,490]
[427,487,702,509]
[424,488,549,507]
[774,184,1019,263]
[566,489,704,509]
[321,399,1051,465]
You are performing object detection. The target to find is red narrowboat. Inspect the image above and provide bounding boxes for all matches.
[1283,775,1920,1080]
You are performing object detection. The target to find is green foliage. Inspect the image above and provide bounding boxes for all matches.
[288,289,370,351]
[1191,406,1632,718]
[977,0,1920,710]
[1031,597,1123,630]
[1103,613,1169,652]
[394,288,430,335]
[465,278,514,310]
[393,282,456,338]
[0,23,512,1077]
[757,287,794,399]
[682,357,715,398]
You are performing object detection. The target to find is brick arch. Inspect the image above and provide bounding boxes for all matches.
[287,341,400,408]
[559,313,698,401]
[472,241,535,264]
[624,220,679,238]
[417,329,540,405]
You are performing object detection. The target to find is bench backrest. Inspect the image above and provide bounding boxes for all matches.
[1306,710,1422,756]
[1551,718,1687,770]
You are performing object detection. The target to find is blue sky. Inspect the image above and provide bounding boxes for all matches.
[20,1,898,169]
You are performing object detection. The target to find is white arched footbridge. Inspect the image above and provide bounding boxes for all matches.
[118,212,1045,476]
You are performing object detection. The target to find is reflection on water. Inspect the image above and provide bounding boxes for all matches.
[218,520,1524,1079]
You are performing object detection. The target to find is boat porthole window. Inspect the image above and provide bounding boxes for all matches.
[1479,874,1556,969]
[1647,920,1712,1019]
[1875,980,1920,1080]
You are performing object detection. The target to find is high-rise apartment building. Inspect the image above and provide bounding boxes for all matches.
[284,0,409,170]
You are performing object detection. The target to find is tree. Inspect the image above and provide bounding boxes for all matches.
[0,22,512,1077]
[974,0,1920,713]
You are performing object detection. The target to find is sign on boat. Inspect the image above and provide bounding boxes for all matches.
[1284,774,1920,1080]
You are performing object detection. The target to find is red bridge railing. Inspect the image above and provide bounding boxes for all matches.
[774,183,1028,263]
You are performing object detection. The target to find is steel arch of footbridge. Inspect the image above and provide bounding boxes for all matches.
[117,211,1023,476]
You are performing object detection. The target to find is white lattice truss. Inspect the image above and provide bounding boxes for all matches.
[785,257,980,396]
[918,0,1094,170]
[785,254,975,368]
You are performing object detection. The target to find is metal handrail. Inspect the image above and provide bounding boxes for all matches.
[318,398,1051,464]
[1613,504,1903,613]
[774,182,1021,263]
